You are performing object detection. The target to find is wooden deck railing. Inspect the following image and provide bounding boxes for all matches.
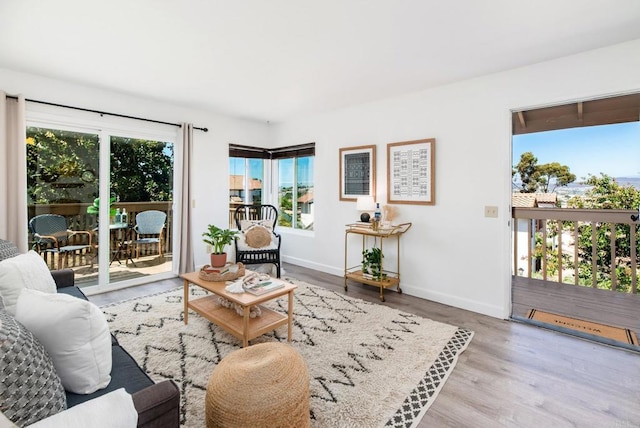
[512,207,639,294]
[28,201,173,268]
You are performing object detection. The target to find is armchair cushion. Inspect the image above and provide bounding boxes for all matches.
[237,219,278,250]
[244,224,273,248]
[0,251,57,315]
[239,219,273,231]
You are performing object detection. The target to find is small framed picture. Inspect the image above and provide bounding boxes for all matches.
[387,138,435,205]
[339,145,376,201]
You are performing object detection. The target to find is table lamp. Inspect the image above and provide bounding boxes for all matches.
[356,196,376,222]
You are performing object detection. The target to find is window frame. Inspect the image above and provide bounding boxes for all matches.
[229,143,315,231]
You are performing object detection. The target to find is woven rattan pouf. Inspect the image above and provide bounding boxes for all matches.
[206,342,310,428]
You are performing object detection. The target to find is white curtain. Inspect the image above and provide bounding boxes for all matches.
[178,123,194,274]
[0,91,27,251]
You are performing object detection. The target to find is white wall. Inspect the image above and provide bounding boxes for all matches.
[274,38,640,319]
[3,38,640,318]
[0,68,271,268]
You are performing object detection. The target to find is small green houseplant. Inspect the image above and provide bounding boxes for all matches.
[202,224,239,267]
[86,196,117,217]
[362,247,385,280]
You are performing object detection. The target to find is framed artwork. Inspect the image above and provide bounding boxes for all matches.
[387,138,435,205]
[339,145,376,201]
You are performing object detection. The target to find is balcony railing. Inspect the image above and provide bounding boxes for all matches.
[28,201,173,269]
[512,207,639,294]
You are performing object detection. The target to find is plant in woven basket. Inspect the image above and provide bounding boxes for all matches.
[202,224,239,267]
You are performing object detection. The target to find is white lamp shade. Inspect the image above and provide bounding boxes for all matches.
[356,196,375,211]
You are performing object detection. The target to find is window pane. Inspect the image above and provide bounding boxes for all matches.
[26,126,98,272]
[110,136,173,279]
[247,158,264,205]
[296,156,314,230]
[229,156,265,227]
[278,158,294,228]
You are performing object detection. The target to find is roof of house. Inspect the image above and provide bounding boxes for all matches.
[297,189,314,204]
[229,175,262,190]
[512,193,557,208]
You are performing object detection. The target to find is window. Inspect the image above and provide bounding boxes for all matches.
[229,157,265,226]
[277,156,314,230]
[229,143,315,230]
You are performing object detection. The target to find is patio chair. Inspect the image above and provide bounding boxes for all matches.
[234,204,281,278]
[131,210,167,259]
[28,214,92,270]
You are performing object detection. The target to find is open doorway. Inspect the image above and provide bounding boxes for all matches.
[510,93,640,349]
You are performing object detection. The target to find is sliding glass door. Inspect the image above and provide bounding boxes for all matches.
[26,121,176,288]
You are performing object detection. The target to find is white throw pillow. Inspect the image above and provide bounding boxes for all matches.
[15,289,112,394]
[27,388,137,428]
[0,251,56,315]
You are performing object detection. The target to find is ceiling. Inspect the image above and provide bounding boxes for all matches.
[2,1,640,123]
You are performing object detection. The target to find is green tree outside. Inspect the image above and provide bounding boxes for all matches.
[567,174,640,292]
[27,128,173,205]
[513,151,576,194]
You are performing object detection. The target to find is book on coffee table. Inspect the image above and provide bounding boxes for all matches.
[244,279,285,295]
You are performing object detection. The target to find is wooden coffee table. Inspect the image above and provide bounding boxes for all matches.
[181,271,296,347]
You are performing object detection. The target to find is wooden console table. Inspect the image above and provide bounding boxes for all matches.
[344,222,412,302]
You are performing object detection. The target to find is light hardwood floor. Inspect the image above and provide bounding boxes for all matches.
[89,263,640,428]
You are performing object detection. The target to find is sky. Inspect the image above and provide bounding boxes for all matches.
[512,122,640,180]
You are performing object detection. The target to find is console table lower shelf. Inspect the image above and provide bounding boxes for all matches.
[344,269,402,302]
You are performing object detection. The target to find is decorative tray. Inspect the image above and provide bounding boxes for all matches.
[199,262,245,282]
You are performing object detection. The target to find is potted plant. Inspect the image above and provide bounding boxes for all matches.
[202,224,239,267]
[362,247,385,280]
[87,196,117,216]
[86,196,117,223]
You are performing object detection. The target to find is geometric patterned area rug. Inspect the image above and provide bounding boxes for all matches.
[101,276,474,427]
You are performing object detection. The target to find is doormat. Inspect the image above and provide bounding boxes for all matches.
[526,309,638,345]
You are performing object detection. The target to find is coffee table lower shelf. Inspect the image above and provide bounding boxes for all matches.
[188,295,288,344]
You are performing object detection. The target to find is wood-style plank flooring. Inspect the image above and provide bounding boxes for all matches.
[90,263,640,428]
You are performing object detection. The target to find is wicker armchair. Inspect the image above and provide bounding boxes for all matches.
[131,210,167,258]
[234,204,281,278]
[28,214,92,270]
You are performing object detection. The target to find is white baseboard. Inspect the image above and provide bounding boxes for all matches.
[282,256,505,319]
[281,255,343,277]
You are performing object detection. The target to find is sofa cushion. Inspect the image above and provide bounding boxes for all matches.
[0,239,20,262]
[15,289,112,395]
[28,388,138,428]
[0,250,57,315]
[0,309,67,426]
[66,345,155,407]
